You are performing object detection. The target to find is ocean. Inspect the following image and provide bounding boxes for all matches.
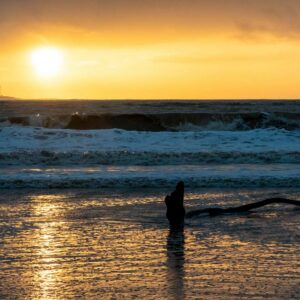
[1,100,300,188]
[0,100,299,299]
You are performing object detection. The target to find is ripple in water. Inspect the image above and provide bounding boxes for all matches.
[0,188,299,299]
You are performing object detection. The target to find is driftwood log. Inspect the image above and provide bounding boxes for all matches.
[165,181,300,226]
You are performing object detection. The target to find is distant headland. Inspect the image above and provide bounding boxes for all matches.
[0,95,18,100]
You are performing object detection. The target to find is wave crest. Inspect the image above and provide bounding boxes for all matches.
[1,112,300,131]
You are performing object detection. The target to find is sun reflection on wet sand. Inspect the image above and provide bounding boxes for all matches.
[0,189,299,299]
[31,197,64,300]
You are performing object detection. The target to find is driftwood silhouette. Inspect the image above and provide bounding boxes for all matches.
[186,198,300,218]
[165,181,185,226]
[165,182,300,225]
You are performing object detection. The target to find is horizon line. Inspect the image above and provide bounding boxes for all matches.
[2,97,300,101]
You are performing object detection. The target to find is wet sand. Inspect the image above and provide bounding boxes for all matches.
[0,188,299,299]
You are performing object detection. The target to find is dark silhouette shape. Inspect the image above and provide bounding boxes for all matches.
[165,182,300,225]
[166,227,185,298]
[165,181,185,227]
[186,197,300,218]
[66,114,165,131]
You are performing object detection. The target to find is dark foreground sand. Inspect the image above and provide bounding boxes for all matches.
[0,188,299,299]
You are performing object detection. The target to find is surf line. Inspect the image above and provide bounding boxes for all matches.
[165,181,300,227]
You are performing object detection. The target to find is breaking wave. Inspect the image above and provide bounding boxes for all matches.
[1,126,300,167]
[1,112,300,131]
[1,100,300,189]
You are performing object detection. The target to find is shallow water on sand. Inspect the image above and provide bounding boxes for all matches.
[0,188,299,299]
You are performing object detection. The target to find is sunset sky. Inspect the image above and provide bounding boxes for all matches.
[1,0,300,99]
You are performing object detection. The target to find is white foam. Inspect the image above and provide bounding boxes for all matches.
[1,126,300,187]
[1,127,299,155]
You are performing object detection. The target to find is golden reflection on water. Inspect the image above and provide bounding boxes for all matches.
[32,198,62,300]
[0,190,299,299]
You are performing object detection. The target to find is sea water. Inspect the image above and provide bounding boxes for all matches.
[1,100,300,188]
[0,100,299,299]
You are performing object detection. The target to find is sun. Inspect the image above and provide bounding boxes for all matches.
[31,47,64,78]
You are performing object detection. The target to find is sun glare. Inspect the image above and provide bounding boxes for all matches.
[31,47,63,78]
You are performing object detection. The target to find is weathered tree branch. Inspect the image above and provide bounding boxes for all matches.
[186,197,300,218]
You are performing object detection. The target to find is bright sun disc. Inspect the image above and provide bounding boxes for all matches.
[31,47,63,78]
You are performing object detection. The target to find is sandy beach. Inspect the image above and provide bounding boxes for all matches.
[1,188,299,299]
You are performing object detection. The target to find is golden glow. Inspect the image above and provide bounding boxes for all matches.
[1,0,300,99]
[0,191,299,298]
[30,47,63,78]
[0,39,299,99]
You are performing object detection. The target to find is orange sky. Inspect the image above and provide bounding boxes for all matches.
[1,0,300,99]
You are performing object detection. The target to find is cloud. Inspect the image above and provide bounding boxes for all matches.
[234,1,300,40]
[1,0,300,49]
